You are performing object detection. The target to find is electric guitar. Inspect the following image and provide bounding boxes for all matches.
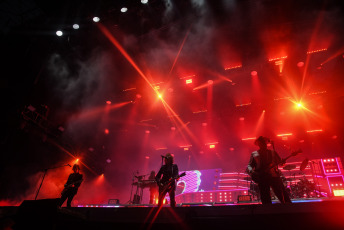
[249,149,302,183]
[158,172,186,194]
[61,179,83,195]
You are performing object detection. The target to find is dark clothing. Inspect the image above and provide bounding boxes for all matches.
[155,164,179,207]
[59,172,83,207]
[247,149,291,204]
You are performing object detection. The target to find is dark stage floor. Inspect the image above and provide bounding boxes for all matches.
[1,197,344,230]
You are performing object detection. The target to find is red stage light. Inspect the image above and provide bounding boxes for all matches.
[136,94,142,99]
[106,100,112,105]
[145,130,150,134]
[229,148,234,151]
[104,129,109,134]
[186,79,193,84]
[208,80,213,85]
[209,145,215,149]
[297,61,304,67]
[242,137,256,141]
[277,133,293,137]
[239,117,245,121]
[251,71,257,76]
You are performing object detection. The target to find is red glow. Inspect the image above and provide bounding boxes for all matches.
[297,61,305,67]
[235,102,251,107]
[242,137,256,141]
[106,100,111,105]
[209,144,215,149]
[145,130,150,134]
[136,94,142,99]
[251,71,258,76]
[224,65,242,70]
[208,80,213,85]
[306,129,323,133]
[186,79,193,84]
[277,133,293,137]
[104,129,109,134]
[239,117,245,121]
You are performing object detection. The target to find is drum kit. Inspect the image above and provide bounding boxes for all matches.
[246,158,318,200]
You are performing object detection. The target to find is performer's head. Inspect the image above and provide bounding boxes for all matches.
[72,164,80,173]
[254,136,269,149]
[164,153,174,165]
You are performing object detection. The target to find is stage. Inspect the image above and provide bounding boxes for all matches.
[1,197,344,230]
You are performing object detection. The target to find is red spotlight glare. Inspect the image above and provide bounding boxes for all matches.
[171,127,176,131]
[209,145,215,149]
[242,137,256,141]
[104,129,109,134]
[297,61,304,67]
[145,130,150,134]
[332,135,338,139]
[202,122,207,127]
[251,71,258,76]
[157,94,162,99]
[277,133,293,137]
[136,94,142,99]
[239,117,245,121]
[106,100,112,105]
[208,80,213,85]
[145,156,150,159]
[186,79,193,84]
[229,147,234,151]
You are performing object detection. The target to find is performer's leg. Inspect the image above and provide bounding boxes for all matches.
[169,187,176,208]
[59,193,68,207]
[158,188,167,207]
[271,177,292,204]
[258,179,272,204]
[66,192,76,207]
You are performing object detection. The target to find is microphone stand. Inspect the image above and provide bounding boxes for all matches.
[35,164,70,200]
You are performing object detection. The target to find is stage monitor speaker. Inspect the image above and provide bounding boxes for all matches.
[15,198,60,230]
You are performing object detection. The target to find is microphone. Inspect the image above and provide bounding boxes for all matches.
[67,164,71,167]
[161,155,166,158]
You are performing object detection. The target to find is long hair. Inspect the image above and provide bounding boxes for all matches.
[164,153,174,165]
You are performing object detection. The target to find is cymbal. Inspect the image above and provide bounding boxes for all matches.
[283,164,296,170]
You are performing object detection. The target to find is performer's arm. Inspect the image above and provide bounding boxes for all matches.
[173,164,179,178]
[155,167,163,184]
[247,153,255,173]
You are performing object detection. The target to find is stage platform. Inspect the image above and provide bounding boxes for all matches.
[1,197,344,230]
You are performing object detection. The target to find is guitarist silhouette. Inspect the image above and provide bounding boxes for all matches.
[58,164,83,207]
[247,136,300,204]
[155,153,179,207]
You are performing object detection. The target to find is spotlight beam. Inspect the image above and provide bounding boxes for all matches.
[97,23,199,146]
[168,26,191,76]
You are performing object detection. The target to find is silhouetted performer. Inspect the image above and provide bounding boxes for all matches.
[155,153,179,207]
[148,170,158,204]
[247,136,291,204]
[59,164,83,207]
